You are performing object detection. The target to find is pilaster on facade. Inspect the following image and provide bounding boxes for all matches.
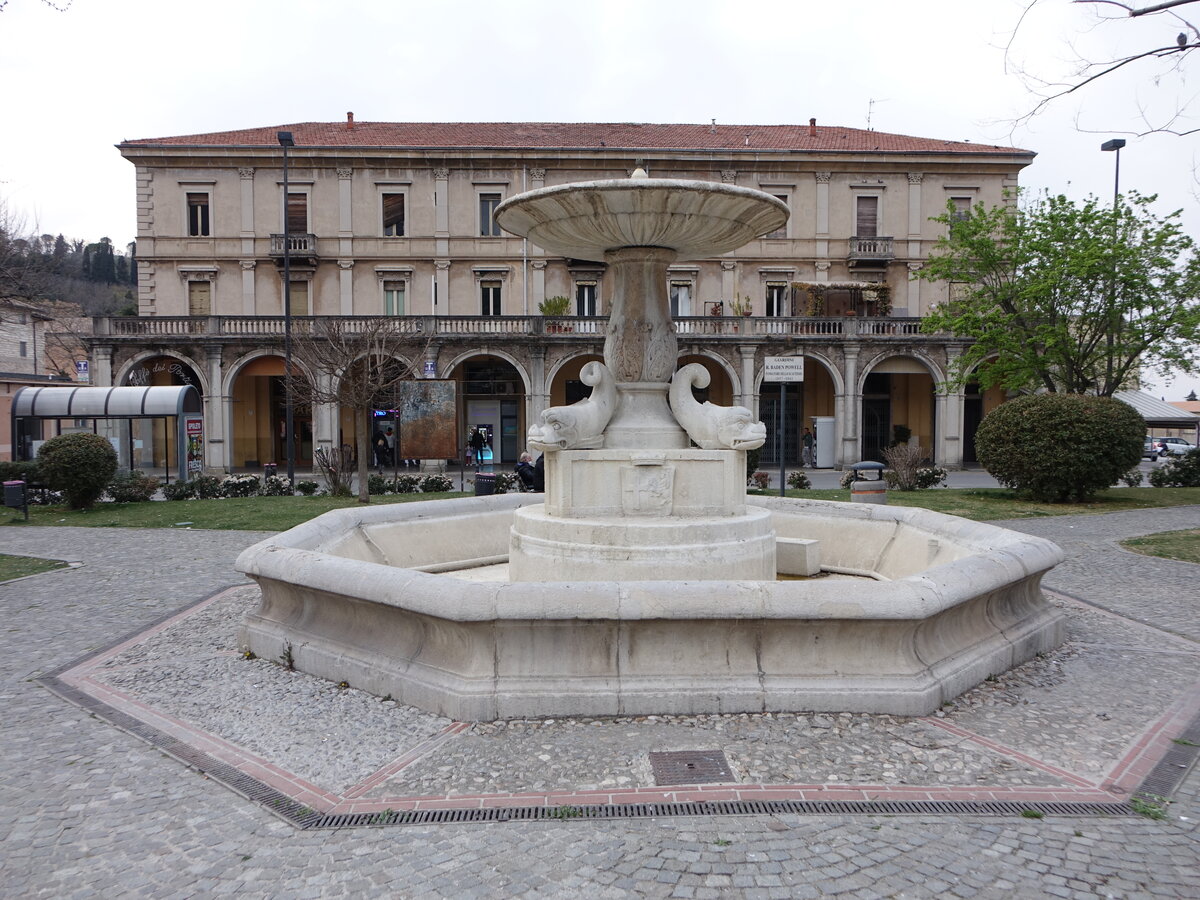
[839,345,861,467]
[240,260,257,316]
[204,346,227,472]
[92,345,114,387]
[434,260,450,316]
[338,260,354,315]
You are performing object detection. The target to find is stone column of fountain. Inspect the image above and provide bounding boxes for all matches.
[495,170,789,583]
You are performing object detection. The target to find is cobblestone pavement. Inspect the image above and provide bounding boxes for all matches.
[2,511,1199,898]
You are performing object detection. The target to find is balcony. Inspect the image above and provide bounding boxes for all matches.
[92,314,932,342]
[848,235,894,264]
[269,233,319,267]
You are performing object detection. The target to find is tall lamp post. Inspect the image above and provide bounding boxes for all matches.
[1101,138,1126,394]
[278,131,296,489]
[1101,138,1125,206]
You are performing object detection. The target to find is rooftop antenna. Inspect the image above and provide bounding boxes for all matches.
[867,98,887,131]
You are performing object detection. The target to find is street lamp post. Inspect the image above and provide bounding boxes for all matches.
[278,131,296,489]
[1100,138,1127,394]
[1100,138,1125,207]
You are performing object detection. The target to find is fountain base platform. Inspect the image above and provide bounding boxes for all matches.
[236,494,1065,721]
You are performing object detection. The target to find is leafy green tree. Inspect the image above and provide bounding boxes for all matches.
[920,191,1200,397]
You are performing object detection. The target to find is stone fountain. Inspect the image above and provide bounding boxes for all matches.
[236,171,1064,721]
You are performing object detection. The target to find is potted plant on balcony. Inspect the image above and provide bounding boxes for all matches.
[730,293,753,316]
[539,295,573,332]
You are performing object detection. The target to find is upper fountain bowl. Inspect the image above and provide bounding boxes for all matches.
[494,174,789,262]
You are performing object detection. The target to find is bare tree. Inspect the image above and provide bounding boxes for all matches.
[1006,0,1200,135]
[287,317,433,503]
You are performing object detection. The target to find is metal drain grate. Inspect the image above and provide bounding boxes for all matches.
[1136,714,1200,801]
[649,750,735,786]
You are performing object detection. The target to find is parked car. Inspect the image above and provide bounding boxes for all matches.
[1143,438,1160,461]
[1157,436,1197,456]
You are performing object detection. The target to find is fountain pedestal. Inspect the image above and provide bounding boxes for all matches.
[509,448,775,583]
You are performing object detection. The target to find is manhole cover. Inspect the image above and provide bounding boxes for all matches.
[649,750,735,786]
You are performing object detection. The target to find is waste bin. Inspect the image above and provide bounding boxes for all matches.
[474,473,497,496]
[4,480,26,508]
[264,463,277,478]
[848,461,887,504]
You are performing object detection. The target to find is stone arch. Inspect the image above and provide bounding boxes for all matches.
[439,347,532,395]
[858,352,941,462]
[116,349,208,395]
[753,351,842,468]
[223,349,318,471]
[446,351,530,466]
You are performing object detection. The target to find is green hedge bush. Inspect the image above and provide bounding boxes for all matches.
[1149,448,1200,487]
[106,470,161,503]
[36,432,118,509]
[975,394,1143,502]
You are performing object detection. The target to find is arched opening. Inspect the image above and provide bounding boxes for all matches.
[450,355,526,465]
[549,353,604,406]
[760,356,836,467]
[120,355,203,469]
[861,356,936,462]
[230,356,312,469]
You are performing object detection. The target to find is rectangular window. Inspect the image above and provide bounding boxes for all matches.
[481,280,502,315]
[382,193,405,236]
[765,195,788,238]
[187,192,210,236]
[383,280,406,315]
[187,280,211,316]
[950,196,971,222]
[855,196,879,237]
[576,281,597,316]
[286,192,308,234]
[766,283,789,317]
[669,281,692,317]
[19,341,28,357]
[287,281,309,316]
[479,193,502,237]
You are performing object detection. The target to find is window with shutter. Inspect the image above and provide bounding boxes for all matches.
[187,193,210,237]
[856,196,878,237]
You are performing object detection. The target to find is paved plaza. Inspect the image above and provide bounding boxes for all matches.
[1,505,1198,898]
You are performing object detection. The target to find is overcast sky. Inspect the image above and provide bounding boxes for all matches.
[2,0,1197,400]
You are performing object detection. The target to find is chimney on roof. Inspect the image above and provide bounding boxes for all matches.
[711,118,716,134]
[346,111,355,130]
[808,118,817,137]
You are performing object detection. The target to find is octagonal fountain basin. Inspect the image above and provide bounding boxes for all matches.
[236,494,1064,722]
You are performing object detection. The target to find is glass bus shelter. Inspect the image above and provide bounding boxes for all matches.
[10,385,204,483]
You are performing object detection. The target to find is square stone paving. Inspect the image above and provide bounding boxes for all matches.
[59,585,1200,816]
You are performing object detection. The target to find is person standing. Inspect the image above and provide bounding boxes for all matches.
[383,426,396,467]
[802,427,815,467]
[372,425,387,471]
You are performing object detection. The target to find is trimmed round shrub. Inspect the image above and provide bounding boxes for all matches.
[296,480,320,496]
[367,473,390,495]
[37,432,118,509]
[1149,448,1200,487]
[162,480,195,501]
[220,474,260,498]
[786,471,812,490]
[191,475,223,499]
[420,473,453,493]
[259,474,293,496]
[106,470,161,503]
[390,474,421,494]
[975,394,1143,502]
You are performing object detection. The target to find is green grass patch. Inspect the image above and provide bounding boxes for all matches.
[0,554,69,582]
[3,485,1198,533]
[1119,528,1200,565]
[763,486,1200,521]
[0,492,468,532]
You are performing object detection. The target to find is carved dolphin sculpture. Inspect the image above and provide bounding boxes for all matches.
[668,363,767,451]
[527,360,618,452]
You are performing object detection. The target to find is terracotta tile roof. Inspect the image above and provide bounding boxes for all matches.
[120,121,1032,156]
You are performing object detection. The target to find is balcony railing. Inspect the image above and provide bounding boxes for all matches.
[94,314,931,340]
[848,235,894,261]
[268,233,318,257]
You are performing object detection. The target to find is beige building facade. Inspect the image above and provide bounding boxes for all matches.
[97,119,1030,473]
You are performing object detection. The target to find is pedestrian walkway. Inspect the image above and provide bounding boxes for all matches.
[1,507,1197,897]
